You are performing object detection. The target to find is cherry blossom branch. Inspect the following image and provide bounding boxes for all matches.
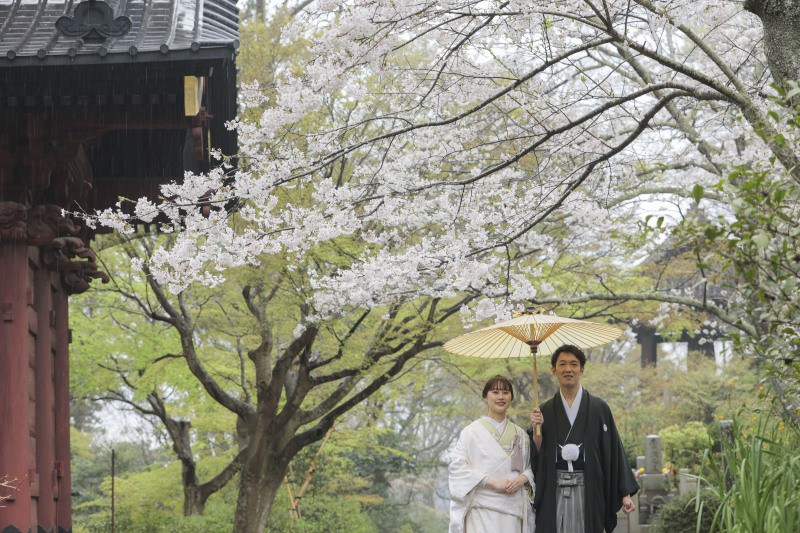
[286,37,617,182]
[470,88,700,254]
[532,291,756,337]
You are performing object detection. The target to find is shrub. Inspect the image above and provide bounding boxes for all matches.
[660,422,711,474]
[267,495,377,533]
[649,490,719,533]
[701,408,800,533]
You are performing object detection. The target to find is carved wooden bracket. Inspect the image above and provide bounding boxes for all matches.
[0,202,82,245]
[0,201,28,241]
[43,237,110,295]
[26,205,81,245]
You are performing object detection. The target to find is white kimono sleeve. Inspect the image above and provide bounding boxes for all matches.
[518,425,535,488]
[448,426,487,533]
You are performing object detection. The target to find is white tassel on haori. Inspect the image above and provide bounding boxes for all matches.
[560,443,581,472]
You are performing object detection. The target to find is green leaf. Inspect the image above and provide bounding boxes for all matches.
[786,86,800,100]
[753,232,770,249]
[691,184,705,204]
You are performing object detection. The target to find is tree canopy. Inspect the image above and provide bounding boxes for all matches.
[92,1,800,351]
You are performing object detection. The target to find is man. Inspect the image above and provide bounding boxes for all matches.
[449,375,535,533]
[528,344,639,532]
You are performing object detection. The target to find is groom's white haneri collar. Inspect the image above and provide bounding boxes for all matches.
[560,385,583,426]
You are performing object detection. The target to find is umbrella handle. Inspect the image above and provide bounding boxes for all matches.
[529,342,541,437]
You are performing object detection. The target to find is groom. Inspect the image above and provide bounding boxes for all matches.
[528,344,639,532]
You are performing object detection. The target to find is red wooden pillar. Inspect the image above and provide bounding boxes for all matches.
[1,205,94,533]
[44,230,106,533]
[53,279,72,533]
[0,236,34,533]
[34,255,56,533]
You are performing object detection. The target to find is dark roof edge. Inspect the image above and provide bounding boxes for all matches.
[0,42,238,68]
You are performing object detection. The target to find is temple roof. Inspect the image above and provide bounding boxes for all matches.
[0,0,239,67]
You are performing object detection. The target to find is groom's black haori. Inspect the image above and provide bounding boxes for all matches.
[529,345,639,533]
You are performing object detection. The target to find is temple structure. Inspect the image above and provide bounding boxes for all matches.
[0,1,238,531]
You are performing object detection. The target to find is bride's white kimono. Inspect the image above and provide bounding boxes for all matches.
[449,418,535,533]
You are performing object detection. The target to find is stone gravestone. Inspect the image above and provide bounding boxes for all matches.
[678,468,698,495]
[637,435,670,530]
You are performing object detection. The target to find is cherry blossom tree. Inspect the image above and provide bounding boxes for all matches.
[75,230,475,529]
[94,0,797,311]
[86,0,800,526]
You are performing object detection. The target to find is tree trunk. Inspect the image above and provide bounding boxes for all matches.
[184,447,248,516]
[745,0,800,88]
[184,485,208,516]
[233,448,287,532]
[256,0,265,22]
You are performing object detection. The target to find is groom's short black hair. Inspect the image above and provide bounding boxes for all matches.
[551,344,587,368]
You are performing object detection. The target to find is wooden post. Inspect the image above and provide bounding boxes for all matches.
[284,474,299,521]
[53,278,72,533]
[0,237,34,532]
[34,253,56,532]
[111,448,116,533]
[284,426,336,522]
[293,426,335,514]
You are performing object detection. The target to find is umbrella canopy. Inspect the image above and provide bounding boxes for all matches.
[443,309,623,428]
[443,310,623,358]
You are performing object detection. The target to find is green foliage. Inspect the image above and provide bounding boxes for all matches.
[71,429,173,517]
[580,355,757,461]
[649,490,720,533]
[265,493,378,533]
[71,426,422,533]
[346,430,416,495]
[399,505,450,533]
[71,421,240,531]
[78,498,235,533]
[660,422,711,474]
[285,422,449,532]
[676,84,800,420]
[700,407,800,533]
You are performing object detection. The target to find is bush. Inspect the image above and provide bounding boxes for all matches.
[649,490,719,533]
[267,494,377,533]
[660,422,711,474]
[80,499,235,533]
[701,408,800,533]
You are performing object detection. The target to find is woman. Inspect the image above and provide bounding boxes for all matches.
[449,375,535,533]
